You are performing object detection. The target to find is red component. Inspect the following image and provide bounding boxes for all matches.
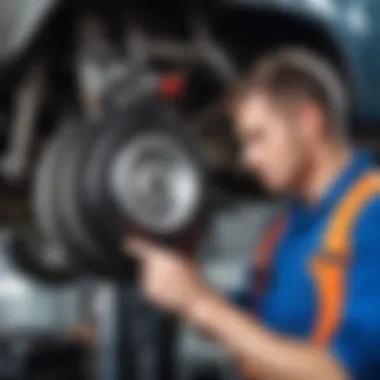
[159,73,184,99]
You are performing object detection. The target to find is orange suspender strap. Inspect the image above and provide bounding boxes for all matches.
[309,171,380,346]
[252,213,287,300]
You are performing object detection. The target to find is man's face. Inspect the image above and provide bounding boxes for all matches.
[234,92,312,194]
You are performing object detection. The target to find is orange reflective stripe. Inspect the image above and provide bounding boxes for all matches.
[255,213,287,267]
[310,171,380,346]
[253,213,287,298]
[309,258,346,346]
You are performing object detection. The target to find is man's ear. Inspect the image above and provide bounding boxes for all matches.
[298,101,324,138]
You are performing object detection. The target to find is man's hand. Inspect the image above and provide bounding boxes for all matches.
[124,237,347,380]
[125,236,211,316]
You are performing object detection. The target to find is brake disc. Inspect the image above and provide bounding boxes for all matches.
[74,99,210,254]
[110,132,202,233]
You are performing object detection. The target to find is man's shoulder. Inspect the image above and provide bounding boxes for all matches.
[353,169,380,227]
[352,190,380,248]
[338,169,380,239]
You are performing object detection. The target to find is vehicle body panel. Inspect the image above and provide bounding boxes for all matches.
[0,0,58,63]
[0,0,379,128]
[225,0,380,128]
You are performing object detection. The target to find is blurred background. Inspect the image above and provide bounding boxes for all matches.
[0,0,379,379]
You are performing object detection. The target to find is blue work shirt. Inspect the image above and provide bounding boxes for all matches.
[233,149,380,379]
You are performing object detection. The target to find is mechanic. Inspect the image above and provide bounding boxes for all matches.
[125,49,380,380]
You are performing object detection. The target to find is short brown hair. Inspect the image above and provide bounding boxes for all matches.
[230,48,348,134]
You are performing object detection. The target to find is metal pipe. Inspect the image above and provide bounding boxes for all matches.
[0,61,45,183]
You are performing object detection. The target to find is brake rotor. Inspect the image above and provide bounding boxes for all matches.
[72,98,209,262]
[109,132,203,235]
